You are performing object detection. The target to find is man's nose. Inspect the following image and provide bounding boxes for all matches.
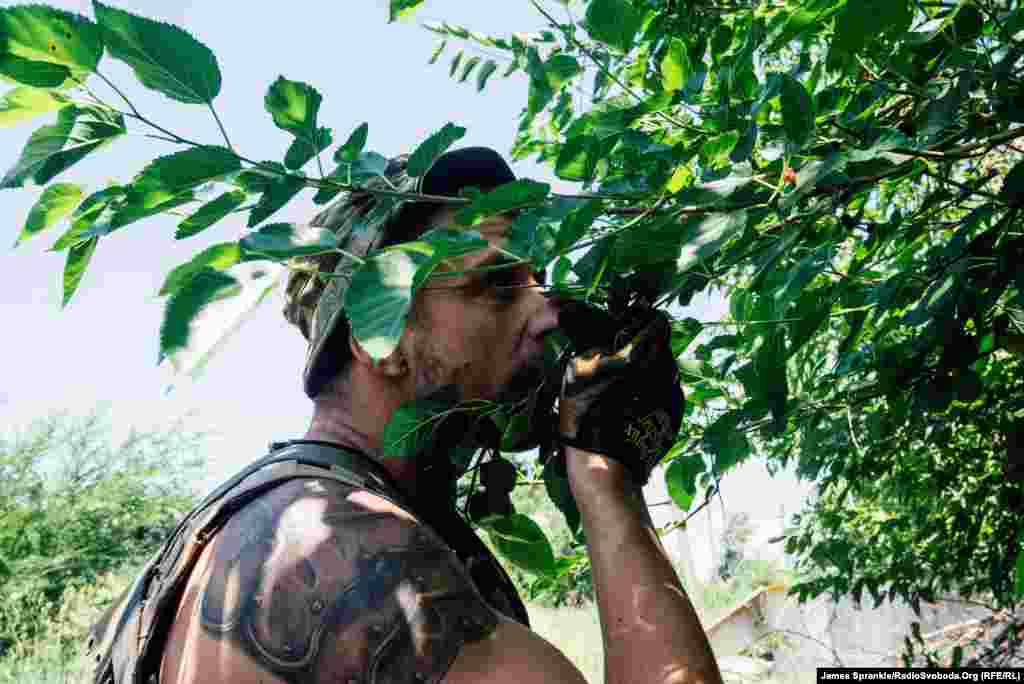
[526,291,566,341]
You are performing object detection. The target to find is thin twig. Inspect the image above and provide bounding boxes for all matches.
[208,103,234,152]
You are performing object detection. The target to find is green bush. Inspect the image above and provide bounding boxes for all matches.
[0,408,206,656]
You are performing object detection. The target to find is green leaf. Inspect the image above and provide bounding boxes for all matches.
[504,211,557,271]
[779,75,815,147]
[1002,160,1024,208]
[264,76,320,133]
[175,189,246,240]
[345,247,430,362]
[93,0,222,104]
[49,185,123,251]
[93,187,193,237]
[264,76,331,170]
[132,145,241,195]
[0,54,71,88]
[1016,539,1024,598]
[159,263,278,379]
[660,38,690,92]
[314,151,388,205]
[406,122,467,177]
[484,514,557,578]
[449,50,464,78]
[665,450,703,511]
[284,127,331,170]
[701,131,740,168]
[676,210,748,274]
[832,0,911,58]
[159,268,242,358]
[455,179,551,226]
[612,214,689,269]
[428,40,447,65]
[458,56,481,83]
[476,60,499,92]
[768,7,835,52]
[543,54,582,90]
[335,122,369,164]
[381,399,451,458]
[0,87,65,127]
[1,105,125,188]
[389,0,425,22]
[543,457,580,534]
[704,410,752,473]
[159,242,242,296]
[236,163,305,227]
[585,0,642,52]
[554,199,602,255]
[14,182,82,247]
[240,222,338,260]
[0,5,103,73]
[61,234,97,308]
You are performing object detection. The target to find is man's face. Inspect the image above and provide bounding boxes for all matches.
[398,210,560,409]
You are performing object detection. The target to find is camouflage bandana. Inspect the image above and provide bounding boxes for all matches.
[283,148,517,399]
[283,155,418,399]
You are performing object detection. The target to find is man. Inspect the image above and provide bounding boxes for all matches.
[88,148,722,684]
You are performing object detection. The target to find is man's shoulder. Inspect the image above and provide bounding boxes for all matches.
[162,476,500,683]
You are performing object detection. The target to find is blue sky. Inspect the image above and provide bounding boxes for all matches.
[0,0,810,578]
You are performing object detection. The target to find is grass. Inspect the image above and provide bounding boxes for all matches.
[527,601,605,684]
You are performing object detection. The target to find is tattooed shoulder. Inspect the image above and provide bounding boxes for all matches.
[192,478,499,683]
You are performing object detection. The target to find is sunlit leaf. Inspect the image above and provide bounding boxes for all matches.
[93,0,222,104]
[660,37,690,92]
[0,54,71,88]
[345,246,431,362]
[455,179,551,226]
[49,185,124,251]
[175,189,246,240]
[159,268,242,358]
[406,122,467,177]
[0,87,66,127]
[159,242,242,296]
[132,145,240,195]
[264,76,331,170]
[239,222,338,260]
[389,0,425,22]
[61,234,97,308]
[476,59,499,91]
[0,5,102,73]
[159,263,279,382]
[428,40,447,65]
[14,182,82,247]
[335,122,369,164]
[1,105,125,188]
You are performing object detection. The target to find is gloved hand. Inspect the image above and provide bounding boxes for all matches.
[556,304,684,486]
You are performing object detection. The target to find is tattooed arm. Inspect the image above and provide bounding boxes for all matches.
[158,477,586,684]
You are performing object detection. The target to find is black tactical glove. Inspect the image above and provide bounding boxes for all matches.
[556,303,684,486]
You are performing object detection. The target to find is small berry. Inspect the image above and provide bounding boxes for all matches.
[783,167,798,185]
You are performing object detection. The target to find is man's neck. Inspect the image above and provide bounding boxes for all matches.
[304,417,421,497]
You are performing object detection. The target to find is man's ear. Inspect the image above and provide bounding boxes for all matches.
[348,332,408,378]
